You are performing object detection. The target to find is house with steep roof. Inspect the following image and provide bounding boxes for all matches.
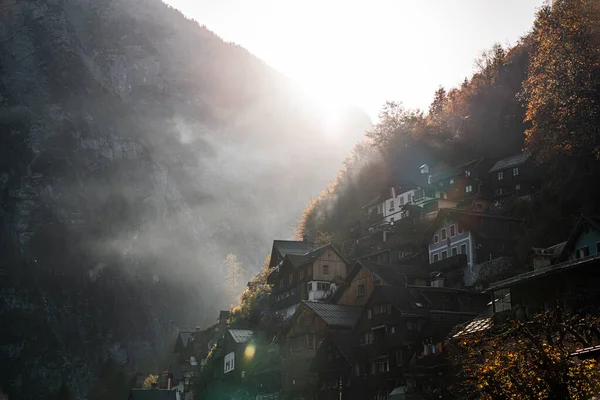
[282,301,361,394]
[487,216,600,315]
[267,244,349,319]
[268,239,316,268]
[489,152,539,199]
[426,208,523,287]
[334,260,428,306]
[349,284,485,400]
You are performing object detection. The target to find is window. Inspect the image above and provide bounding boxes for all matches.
[434,234,439,244]
[396,349,403,366]
[516,184,521,191]
[498,171,504,180]
[367,309,372,320]
[307,335,315,350]
[465,170,471,177]
[441,228,447,240]
[354,364,360,377]
[389,199,394,211]
[451,247,458,256]
[390,326,396,334]
[495,188,503,196]
[433,254,439,262]
[371,359,389,374]
[322,265,329,275]
[357,284,365,297]
[289,273,293,284]
[307,282,313,291]
[364,331,374,344]
[577,246,590,259]
[450,224,456,237]
[390,217,394,225]
[450,178,455,184]
[460,244,467,254]
[411,195,415,203]
[513,167,519,176]
[441,250,448,259]
[399,196,405,206]
[299,270,304,279]
[466,185,473,193]
[458,224,464,234]
[407,320,420,331]
[317,282,329,291]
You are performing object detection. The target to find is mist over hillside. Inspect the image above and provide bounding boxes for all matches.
[0,0,370,398]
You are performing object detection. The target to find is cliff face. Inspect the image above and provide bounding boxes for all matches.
[0,0,367,398]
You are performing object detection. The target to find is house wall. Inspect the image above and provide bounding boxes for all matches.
[428,217,472,265]
[312,249,347,280]
[337,267,376,306]
[569,230,600,260]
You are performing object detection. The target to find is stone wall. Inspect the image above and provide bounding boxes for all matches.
[471,257,515,286]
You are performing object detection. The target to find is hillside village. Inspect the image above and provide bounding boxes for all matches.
[128,153,600,399]
[124,0,600,399]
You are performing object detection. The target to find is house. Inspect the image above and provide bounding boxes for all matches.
[427,158,489,203]
[129,389,179,400]
[282,301,361,395]
[203,329,255,399]
[334,260,428,306]
[268,239,315,269]
[311,332,355,400]
[268,244,349,319]
[173,331,194,357]
[350,285,486,400]
[426,209,522,287]
[489,152,539,199]
[486,216,600,315]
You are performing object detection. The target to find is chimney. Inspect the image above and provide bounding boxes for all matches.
[302,234,308,242]
[167,375,173,390]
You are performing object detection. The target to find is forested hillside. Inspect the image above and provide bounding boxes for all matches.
[0,0,368,398]
[299,0,600,259]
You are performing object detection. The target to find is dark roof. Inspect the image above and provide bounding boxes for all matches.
[302,301,362,328]
[489,153,531,173]
[557,216,600,262]
[228,329,254,343]
[331,260,427,303]
[285,254,305,268]
[430,159,481,183]
[130,389,177,400]
[299,244,348,267]
[373,285,428,316]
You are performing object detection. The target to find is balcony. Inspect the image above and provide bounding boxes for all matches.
[428,254,467,273]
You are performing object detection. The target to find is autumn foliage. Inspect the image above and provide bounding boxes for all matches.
[448,310,600,400]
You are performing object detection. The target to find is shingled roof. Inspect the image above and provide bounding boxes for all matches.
[303,301,362,329]
[489,152,531,173]
[269,240,315,267]
[228,329,254,344]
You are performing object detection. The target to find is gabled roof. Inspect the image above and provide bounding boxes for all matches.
[557,216,600,262]
[228,329,254,344]
[283,244,348,270]
[129,389,178,400]
[331,260,427,303]
[430,158,482,183]
[373,285,428,316]
[269,240,315,267]
[178,331,193,347]
[302,301,362,329]
[489,152,531,173]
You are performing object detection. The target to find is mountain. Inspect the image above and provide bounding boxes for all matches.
[0,0,370,398]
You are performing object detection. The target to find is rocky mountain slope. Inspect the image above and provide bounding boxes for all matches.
[0,0,370,398]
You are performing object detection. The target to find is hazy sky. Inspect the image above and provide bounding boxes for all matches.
[163,0,545,120]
